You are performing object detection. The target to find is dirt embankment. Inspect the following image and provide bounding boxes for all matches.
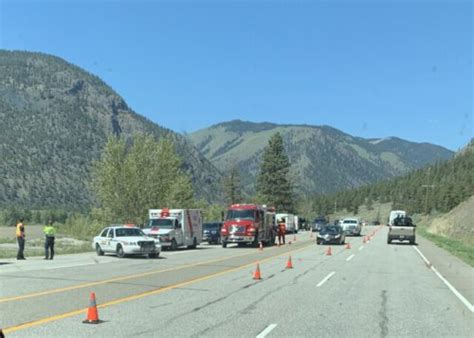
[426,195,474,246]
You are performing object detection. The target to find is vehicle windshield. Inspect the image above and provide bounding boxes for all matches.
[226,209,255,221]
[145,219,175,229]
[203,223,221,230]
[320,226,339,235]
[115,228,145,237]
[314,217,326,224]
[343,220,358,224]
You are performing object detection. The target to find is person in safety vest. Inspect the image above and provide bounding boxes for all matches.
[278,218,286,245]
[43,219,56,260]
[16,218,26,260]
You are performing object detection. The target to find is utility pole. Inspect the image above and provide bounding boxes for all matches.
[334,197,337,214]
[422,184,436,214]
[422,167,435,214]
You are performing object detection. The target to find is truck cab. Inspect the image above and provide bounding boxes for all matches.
[221,204,275,248]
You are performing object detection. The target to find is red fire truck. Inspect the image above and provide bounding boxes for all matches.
[220,204,276,248]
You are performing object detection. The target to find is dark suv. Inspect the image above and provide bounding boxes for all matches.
[202,222,223,244]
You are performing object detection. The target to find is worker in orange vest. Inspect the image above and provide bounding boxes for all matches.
[278,218,286,245]
[16,218,26,260]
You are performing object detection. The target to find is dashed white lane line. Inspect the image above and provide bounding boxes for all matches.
[256,324,278,338]
[346,254,355,262]
[317,271,336,287]
[413,246,474,313]
[358,246,364,251]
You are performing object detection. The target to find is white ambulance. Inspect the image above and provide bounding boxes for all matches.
[143,208,202,250]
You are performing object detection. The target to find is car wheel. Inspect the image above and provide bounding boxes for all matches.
[387,238,391,244]
[116,245,125,258]
[148,252,158,258]
[170,239,178,251]
[95,244,104,256]
[222,241,227,248]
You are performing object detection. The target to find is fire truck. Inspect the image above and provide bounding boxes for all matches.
[220,204,276,248]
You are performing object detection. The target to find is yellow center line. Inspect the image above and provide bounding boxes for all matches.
[0,245,281,304]
[3,242,314,334]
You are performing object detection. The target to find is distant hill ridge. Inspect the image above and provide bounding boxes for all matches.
[189,120,454,195]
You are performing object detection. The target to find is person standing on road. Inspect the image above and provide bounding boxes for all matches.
[43,219,56,260]
[16,218,26,260]
[278,218,286,245]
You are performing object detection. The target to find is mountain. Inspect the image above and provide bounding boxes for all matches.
[188,120,454,195]
[0,50,222,210]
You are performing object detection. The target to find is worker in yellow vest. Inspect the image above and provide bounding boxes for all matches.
[43,219,56,260]
[16,218,26,260]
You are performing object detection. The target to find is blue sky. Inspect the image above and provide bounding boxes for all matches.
[1,0,472,150]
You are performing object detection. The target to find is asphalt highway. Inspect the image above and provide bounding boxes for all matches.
[1,226,473,337]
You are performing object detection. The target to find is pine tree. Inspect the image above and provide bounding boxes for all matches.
[223,165,242,205]
[256,133,294,212]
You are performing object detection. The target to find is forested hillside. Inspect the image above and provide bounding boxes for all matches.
[311,140,474,215]
[189,120,454,195]
[0,50,222,210]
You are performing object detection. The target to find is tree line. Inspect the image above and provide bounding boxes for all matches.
[0,132,296,228]
[311,143,474,217]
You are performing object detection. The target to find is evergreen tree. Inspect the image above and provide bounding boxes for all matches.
[256,133,295,212]
[223,165,242,205]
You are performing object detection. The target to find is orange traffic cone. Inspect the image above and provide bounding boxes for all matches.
[325,246,332,256]
[83,292,101,324]
[345,242,351,249]
[253,263,262,280]
[286,255,293,269]
[363,236,367,244]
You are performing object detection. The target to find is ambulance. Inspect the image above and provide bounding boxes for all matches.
[143,208,203,250]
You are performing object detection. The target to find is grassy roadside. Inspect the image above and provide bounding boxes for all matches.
[0,231,94,259]
[417,225,474,267]
[0,242,94,259]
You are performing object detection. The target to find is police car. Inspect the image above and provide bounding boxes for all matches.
[93,225,161,258]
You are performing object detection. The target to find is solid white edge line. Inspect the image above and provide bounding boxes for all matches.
[413,246,474,313]
[413,245,431,266]
[358,246,364,251]
[256,324,278,338]
[317,271,336,287]
[346,254,355,262]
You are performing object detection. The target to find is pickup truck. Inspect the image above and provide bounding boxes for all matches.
[387,216,416,244]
